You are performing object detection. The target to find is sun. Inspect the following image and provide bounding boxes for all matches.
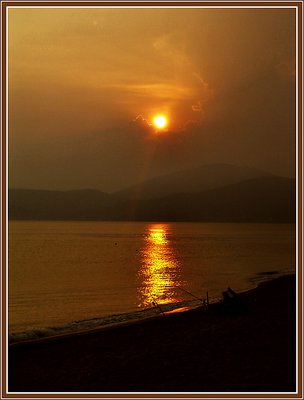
[153,115,168,130]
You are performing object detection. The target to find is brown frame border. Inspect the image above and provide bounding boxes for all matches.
[1,0,7,398]
[1,1,303,399]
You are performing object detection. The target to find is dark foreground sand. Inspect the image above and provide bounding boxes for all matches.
[9,274,297,393]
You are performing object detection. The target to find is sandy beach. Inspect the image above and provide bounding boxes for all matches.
[8,274,297,393]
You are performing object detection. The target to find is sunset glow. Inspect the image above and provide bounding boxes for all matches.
[153,115,168,130]
[6,5,297,393]
[8,8,295,192]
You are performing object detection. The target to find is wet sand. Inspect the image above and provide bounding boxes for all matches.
[8,274,297,393]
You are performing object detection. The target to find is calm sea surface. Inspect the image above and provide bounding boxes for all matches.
[8,221,295,341]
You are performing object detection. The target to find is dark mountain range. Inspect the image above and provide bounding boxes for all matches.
[117,176,295,223]
[9,174,295,223]
[9,189,113,220]
[115,163,273,200]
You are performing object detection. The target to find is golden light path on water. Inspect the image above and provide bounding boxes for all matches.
[138,224,183,308]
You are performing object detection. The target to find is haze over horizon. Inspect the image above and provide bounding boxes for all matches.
[9,7,296,192]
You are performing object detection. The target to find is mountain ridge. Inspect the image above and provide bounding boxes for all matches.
[9,174,295,223]
[118,176,295,223]
[114,163,274,200]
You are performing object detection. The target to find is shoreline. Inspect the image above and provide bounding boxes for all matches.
[9,274,297,392]
[8,299,204,347]
[9,270,292,347]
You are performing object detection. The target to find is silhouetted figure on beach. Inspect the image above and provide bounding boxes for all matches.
[220,287,247,315]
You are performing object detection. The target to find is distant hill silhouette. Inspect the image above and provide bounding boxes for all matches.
[117,177,295,223]
[9,174,295,223]
[115,163,273,200]
[9,189,114,220]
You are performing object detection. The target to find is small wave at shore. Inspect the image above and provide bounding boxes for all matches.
[9,299,204,345]
[9,268,294,345]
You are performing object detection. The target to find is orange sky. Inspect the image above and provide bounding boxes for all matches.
[8,7,296,191]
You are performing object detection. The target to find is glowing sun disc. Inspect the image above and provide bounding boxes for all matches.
[153,115,167,129]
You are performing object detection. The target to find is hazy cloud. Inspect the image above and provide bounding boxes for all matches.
[8,7,296,191]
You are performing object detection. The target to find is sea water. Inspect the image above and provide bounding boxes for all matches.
[8,221,295,342]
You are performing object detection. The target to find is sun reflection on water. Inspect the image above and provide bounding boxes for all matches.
[138,224,183,308]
